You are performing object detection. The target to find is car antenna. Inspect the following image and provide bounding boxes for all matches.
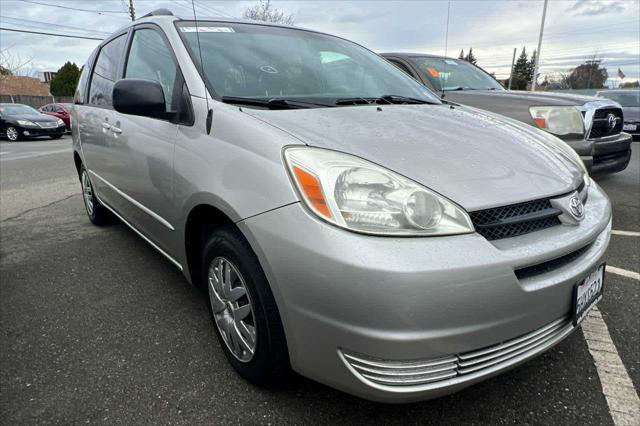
[191,0,213,134]
[441,0,451,100]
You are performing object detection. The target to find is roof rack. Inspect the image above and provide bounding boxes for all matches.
[139,8,174,19]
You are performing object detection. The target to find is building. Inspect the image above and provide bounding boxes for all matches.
[37,71,57,84]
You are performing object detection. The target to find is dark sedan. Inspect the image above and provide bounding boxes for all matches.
[0,103,66,141]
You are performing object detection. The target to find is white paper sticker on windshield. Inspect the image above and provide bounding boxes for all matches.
[180,26,235,33]
[444,60,458,65]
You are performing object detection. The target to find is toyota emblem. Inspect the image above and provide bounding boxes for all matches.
[569,196,584,219]
[606,113,617,130]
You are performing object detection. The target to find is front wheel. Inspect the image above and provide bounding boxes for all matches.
[202,226,289,386]
[80,166,114,226]
[5,126,20,142]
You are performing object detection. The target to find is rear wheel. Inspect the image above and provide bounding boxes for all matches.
[201,226,289,386]
[6,126,20,142]
[80,166,114,226]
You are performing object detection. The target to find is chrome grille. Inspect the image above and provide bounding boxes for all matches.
[342,353,458,386]
[588,107,623,139]
[469,198,562,241]
[342,317,572,387]
[36,121,58,128]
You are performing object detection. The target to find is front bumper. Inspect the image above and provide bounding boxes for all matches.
[591,132,633,175]
[239,183,611,402]
[19,124,66,138]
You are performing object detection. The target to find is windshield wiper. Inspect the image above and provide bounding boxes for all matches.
[444,87,474,91]
[376,94,435,105]
[335,95,434,106]
[221,96,333,109]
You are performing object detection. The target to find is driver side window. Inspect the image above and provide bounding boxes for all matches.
[125,28,177,112]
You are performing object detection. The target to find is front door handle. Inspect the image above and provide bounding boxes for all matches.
[101,122,111,130]
[111,126,122,134]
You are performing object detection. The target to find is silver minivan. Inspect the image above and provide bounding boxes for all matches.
[72,9,611,403]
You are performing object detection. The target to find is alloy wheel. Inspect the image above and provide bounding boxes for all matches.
[6,127,18,141]
[81,171,94,216]
[208,257,257,362]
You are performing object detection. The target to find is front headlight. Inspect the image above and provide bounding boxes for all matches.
[529,106,584,135]
[284,147,474,236]
[57,119,64,126]
[16,119,36,126]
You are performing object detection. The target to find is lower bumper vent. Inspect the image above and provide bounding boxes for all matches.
[342,317,571,387]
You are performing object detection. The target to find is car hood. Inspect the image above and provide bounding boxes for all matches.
[444,90,602,106]
[246,104,583,211]
[7,113,58,122]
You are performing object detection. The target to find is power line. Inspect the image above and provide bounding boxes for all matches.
[19,0,128,15]
[0,27,103,40]
[0,15,111,36]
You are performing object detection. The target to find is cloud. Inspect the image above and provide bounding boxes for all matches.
[567,0,627,16]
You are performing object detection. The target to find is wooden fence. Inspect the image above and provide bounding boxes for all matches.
[0,95,74,109]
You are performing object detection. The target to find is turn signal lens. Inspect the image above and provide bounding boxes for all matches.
[533,117,547,129]
[292,166,332,219]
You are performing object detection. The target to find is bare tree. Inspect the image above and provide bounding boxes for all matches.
[0,47,34,84]
[242,0,295,25]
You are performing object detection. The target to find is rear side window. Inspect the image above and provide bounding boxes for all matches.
[88,35,126,107]
[125,29,177,111]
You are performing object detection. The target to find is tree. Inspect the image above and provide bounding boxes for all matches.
[242,0,295,25]
[0,47,33,84]
[620,80,639,88]
[564,60,608,89]
[49,62,81,97]
[458,49,465,60]
[464,47,477,65]
[510,47,530,90]
[528,49,537,85]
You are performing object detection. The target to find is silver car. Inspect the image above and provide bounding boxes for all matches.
[71,9,611,403]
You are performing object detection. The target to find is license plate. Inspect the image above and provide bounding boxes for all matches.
[573,264,605,325]
[623,124,637,131]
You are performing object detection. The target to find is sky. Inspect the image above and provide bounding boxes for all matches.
[1,0,639,87]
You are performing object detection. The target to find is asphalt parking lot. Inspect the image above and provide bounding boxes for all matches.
[1,135,638,425]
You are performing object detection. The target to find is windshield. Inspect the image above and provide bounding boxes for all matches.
[598,91,640,107]
[176,22,440,107]
[0,104,40,115]
[409,57,504,92]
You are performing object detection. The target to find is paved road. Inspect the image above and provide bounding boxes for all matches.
[1,136,638,424]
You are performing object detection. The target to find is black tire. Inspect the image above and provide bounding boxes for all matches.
[5,126,20,142]
[201,226,289,386]
[50,134,63,139]
[79,166,114,226]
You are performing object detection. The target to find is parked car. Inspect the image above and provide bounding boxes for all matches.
[381,53,632,175]
[39,102,72,131]
[0,103,66,141]
[596,89,640,140]
[72,9,611,403]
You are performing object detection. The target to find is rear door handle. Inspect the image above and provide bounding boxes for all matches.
[101,122,111,130]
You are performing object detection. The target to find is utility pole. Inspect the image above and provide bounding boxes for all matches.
[508,47,517,90]
[128,0,135,21]
[531,0,548,91]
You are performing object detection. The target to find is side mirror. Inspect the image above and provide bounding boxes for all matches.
[113,79,169,119]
